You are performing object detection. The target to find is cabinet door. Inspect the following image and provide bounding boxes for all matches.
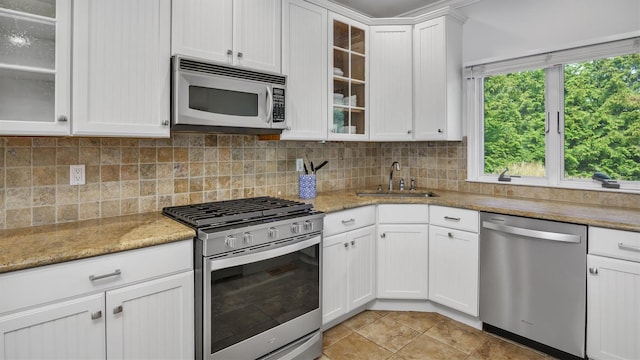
[369,26,413,141]
[377,224,429,299]
[428,225,479,316]
[234,0,281,73]
[0,0,71,136]
[347,225,376,309]
[328,13,369,141]
[322,233,349,325]
[587,255,640,360]
[280,0,327,140]
[72,0,170,137]
[0,293,105,360]
[171,0,233,63]
[413,16,462,141]
[106,271,194,360]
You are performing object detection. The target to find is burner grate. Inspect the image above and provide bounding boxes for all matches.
[162,196,313,228]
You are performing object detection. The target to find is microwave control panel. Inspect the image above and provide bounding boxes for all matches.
[272,87,285,123]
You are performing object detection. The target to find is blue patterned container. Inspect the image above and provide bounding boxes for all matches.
[298,174,316,199]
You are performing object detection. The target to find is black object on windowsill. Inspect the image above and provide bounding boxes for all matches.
[592,172,620,189]
[498,168,511,182]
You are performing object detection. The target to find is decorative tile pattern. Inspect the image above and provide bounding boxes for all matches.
[0,134,637,230]
[323,311,555,360]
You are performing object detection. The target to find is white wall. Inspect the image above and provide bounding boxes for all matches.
[460,0,640,64]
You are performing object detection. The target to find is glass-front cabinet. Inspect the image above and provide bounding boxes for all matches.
[0,0,70,135]
[329,13,368,140]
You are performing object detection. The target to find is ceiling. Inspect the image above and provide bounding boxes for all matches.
[329,0,445,17]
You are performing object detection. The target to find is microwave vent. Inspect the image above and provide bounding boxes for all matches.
[179,58,286,86]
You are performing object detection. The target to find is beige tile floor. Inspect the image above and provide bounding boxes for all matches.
[321,311,559,360]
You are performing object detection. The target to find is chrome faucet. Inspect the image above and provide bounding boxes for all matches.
[389,161,400,191]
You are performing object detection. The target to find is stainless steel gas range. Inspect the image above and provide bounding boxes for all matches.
[163,197,324,360]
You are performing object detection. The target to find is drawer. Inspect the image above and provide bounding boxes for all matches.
[0,239,193,314]
[429,205,479,233]
[378,204,429,224]
[324,206,376,237]
[589,227,640,262]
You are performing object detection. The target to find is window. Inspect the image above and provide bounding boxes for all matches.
[467,37,640,190]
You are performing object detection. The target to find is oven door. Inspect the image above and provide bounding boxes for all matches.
[203,235,321,360]
[175,69,275,129]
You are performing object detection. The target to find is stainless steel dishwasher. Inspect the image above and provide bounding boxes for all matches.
[480,212,587,360]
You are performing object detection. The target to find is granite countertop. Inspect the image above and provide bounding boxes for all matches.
[2,189,639,275]
[0,212,194,274]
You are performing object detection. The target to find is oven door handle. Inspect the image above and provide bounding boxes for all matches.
[209,236,320,270]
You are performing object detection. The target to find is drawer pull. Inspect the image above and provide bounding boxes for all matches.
[589,267,598,275]
[448,232,453,238]
[618,243,640,252]
[89,269,121,281]
[380,233,386,238]
[444,216,461,222]
[113,305,123,315]
[341,218,356,225]
[91,311,102,320]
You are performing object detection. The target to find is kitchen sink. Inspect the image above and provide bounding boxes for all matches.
[356,190,438,198]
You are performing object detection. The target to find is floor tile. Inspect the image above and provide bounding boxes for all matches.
[384,311,443,332]
[322,324,353,348]
[395,332,467,360]
[340,310,383,330]
[425,318,488,354]
[357,316,421,352]
[323,332,393,360]
[467,337,546,360]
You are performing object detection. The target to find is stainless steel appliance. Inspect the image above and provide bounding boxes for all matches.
[480,212,587,359]
[172,55,286,134]
[163,197,324,360]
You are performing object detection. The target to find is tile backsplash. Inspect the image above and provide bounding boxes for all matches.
[0,134,637,230]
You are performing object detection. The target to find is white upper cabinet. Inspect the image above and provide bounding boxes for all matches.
[0,0,71,136]
[413,15,463,141]
[172,0,281,74]
[72,0,171,137]
[369,25,413,141]
[280,0,327,140]
[328,13,369,141]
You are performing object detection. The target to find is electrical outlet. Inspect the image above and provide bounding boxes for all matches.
[70,164,85,185]
[296,158,304,172]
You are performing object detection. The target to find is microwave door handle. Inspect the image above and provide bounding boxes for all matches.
[266,86,274,123]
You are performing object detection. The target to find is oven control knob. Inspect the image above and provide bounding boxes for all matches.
[291,222,302,234]
[225,235,237,248]
[304,220,314,231]
[268,227,278,239]
[243,232,254,245]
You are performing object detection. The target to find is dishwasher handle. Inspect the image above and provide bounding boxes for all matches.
[482,220,581,243]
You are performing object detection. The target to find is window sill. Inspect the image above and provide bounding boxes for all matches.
[467,177,640,194]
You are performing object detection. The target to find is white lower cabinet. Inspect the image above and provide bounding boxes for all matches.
[0,240,194,360]
[428,206,479,316]
[587,227,640,360]
[322,225,376,325]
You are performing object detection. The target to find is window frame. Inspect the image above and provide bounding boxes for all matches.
[466,35,640,192]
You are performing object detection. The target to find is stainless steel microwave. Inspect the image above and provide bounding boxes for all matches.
[171,56,286,134]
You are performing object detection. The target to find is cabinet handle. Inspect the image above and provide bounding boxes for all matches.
[341,218,356,225]
[437,129,443,133]
[226,49,233,56]
[237,52,243,58]
[407,130,412,134]
[588,267,598,275]
[344,243,349,248]
[89,269,121,281]
[618,242,640,252]
[91,310,102,320]
[351,240,355,246]
[380,233,386,238]
[162,120,169,127]
[448,232,453,238]
[113,305,123,314]
[444,216,461,222]
[57,115,68,122]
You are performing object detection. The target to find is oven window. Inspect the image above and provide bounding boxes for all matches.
[189,86,258,116]
[210,244,320,354]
